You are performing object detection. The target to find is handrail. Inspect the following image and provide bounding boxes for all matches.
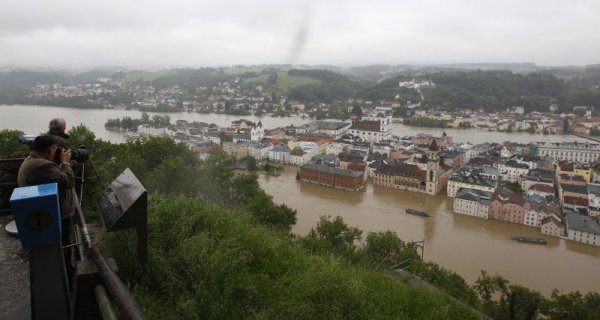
[73,192,147,320]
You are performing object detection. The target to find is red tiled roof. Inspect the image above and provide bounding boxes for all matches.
[529,184,555,193]
[559,174,586,182]
[375,163,426,181]
[347,163,366,172]
[349,120,381,132]
[290,148,305,156]
[492,190,525,206]
[563,196,588,207]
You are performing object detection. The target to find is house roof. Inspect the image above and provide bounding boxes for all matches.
[291,148,306,156]
[529,184,555,194]
[492,189,525,206]
[301,163,363,178]
[455,188,492,205]
[349,120,381,132]
[563,196,589,207]
[561,184,588,195]
[566,212,600,235]
[375,163,426,181]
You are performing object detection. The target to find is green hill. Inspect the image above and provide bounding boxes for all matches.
[108,194,478,319]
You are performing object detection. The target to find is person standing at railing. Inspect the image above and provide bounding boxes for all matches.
[17,135,76,244]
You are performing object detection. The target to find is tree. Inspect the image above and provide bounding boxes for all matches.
[474,271,545,320]
[246,156,258,172]
[351,105,363,118]
[361,231,419,270]
[543,290,600,320]
[245,191,297,232]
[0,129,27,158]
[298,215,362,263]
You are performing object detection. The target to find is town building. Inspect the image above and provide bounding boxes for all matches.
[299,163,365,191]
[489,189,526,224]
[497,160,530,182]
[222,141,248,160]
[541,216,564,237]
[537,141,600,162]
[247,142,272,160]
[373,141,450,195]
[566,212,600,246]
[447,166,497,197]
[348,116,392,142]
[453,188,492,219]
[587,183,600,217]
[268,145,291,163]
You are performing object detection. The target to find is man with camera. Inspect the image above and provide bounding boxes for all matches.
[17,135,76,244]
[48,117,70,149]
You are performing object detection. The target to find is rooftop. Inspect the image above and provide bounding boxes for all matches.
[566,212,600,235]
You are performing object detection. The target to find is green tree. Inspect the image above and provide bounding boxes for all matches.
[245,191,297,232]
[246,156,258,172]
[298,215,362,263]
[542,290,600,320]
[0,129,27,158]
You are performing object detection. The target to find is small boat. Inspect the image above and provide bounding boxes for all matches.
[406,208,430,217]
[511,236,547,245]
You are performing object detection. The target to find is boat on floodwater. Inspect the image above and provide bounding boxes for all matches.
[406,208,431,217]
[511,236,547,245]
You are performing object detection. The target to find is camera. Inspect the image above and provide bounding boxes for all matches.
[56,146,90,163]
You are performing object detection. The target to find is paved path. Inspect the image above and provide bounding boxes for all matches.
[0,215,30,320]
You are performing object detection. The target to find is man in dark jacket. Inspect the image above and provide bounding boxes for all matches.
[48,117,70,149]
[17,135,75,243]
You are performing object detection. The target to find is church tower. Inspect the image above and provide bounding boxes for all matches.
[426,140,440,195]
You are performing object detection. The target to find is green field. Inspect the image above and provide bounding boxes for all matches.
[276,72,323,92]
[244,72,323,94]
[120,71,166,82]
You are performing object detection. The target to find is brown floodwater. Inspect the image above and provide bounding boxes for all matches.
[259,165,600,296]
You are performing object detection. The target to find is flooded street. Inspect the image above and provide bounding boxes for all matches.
[259,165,600,295]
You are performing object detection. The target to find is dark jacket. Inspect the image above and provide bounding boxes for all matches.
[17,153,76,219]
[47,129,70,149]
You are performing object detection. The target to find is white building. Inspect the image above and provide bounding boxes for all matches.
[453,188,492,219]
[566,212,600,246]
[447,167,497,197]
[348,115,392,142]
[247,142,272,160]
[326,142,348,156]
[541,216,564,237]
[537,142,600,162]
[497,161,529,183]
[250,122,264,141]
[268,145,291,163]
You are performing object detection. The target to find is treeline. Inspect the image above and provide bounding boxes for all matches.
[151,68,231,94]
[403,116,447,128]
[105,113,170,131]
[421,70,600,112]
[287,69,364,103]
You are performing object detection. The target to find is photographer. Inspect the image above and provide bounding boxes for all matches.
[17,135,76,244]
[48,117,70,149]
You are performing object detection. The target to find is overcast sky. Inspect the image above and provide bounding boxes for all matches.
[0,0,598,70]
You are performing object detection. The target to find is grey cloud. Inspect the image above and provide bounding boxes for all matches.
[0,0,598,69]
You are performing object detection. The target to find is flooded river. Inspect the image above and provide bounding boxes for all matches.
[2,104,599,295]
[258,166,600,295]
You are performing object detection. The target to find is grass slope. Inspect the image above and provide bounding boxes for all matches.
[120,71,166,82]
[107,195,477,320]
